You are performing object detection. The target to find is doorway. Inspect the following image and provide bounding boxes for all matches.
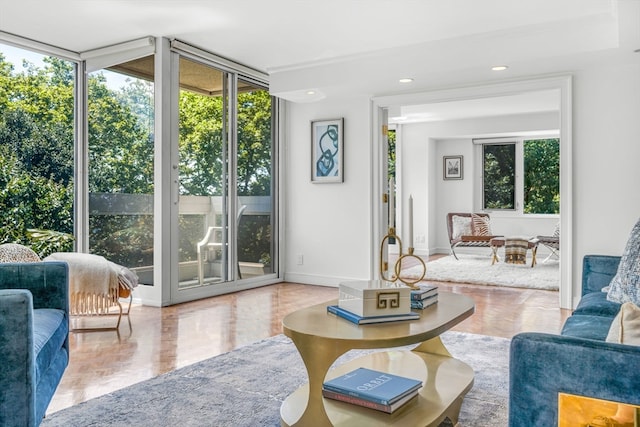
[373,76,573,309]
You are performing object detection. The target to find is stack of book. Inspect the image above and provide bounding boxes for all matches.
[322,367,422,414]
[327,304,419,325]
[410,284,438,309]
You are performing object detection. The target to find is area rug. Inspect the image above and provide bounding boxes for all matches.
[42,331,509,426]
[402,254,559,290]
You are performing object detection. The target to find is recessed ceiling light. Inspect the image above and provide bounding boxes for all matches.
[399,78,414,83]
[306,90,316,95]
[491,65,509,71]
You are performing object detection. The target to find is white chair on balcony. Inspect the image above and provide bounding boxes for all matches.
[197,204,247,286]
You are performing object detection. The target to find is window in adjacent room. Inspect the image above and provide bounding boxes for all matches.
[478,136,559,215]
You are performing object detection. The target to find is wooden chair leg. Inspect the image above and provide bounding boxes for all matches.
[491,246,500,265]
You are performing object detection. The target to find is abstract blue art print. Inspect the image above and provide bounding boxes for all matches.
[311,118,344,183]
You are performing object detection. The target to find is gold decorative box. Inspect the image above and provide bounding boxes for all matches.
[338,280,411,317]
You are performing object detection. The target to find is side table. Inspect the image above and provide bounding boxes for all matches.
[490,237,539,267]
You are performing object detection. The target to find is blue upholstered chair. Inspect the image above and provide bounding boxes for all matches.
[0,261,70,427]
[509,255,640,426]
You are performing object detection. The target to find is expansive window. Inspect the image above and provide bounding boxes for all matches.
[0,42,75,255]
[479,137,559,215]
[88,56,155,270]
[0,37,278,304]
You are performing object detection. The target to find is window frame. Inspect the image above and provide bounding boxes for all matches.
[474,134,559,217]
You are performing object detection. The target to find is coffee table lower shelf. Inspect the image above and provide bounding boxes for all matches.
[280,344,474,426]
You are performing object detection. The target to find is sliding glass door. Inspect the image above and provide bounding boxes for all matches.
[177,57,229,288]
[174,55,276,295]
[236,79,274,279]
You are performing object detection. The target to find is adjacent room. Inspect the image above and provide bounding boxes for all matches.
[1,1,639,426]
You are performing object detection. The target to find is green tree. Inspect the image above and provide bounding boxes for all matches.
[483,144,516,209]
[178,91,225,196]
[237,90,272,196]
[388,128,396,181]
[88,72,154,194]
[0,144,73,254]
[524,138,560,214]
[0,52,75,255]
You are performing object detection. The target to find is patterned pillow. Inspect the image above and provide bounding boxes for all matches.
[607,217,640,305]
[552,222,560,237]
[451,215,472,239]
[471,214,492,236]
[0,243,41,262]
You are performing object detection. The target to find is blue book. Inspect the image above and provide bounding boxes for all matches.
[327,305,419,325]
[410,284,438,301]
[323,367,422,405]
[411,294,438,310]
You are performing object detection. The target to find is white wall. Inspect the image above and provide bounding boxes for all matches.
[283,96,373,286]
[283,62,640,305]
[572,62,640,299]
[396,124,429,253]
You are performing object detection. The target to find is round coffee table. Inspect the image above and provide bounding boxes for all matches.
[280,291,475,426]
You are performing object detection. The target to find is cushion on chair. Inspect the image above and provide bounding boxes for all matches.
[33,309,68,386]
[471,213,492,236]
[0,243,41,263]
[573,291,622,317]
[607,217,640,305]
[451,215,472,239]
[561,314,614,341]
[606,302,640,345]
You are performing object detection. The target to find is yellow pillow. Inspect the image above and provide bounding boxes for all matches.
[606,302,640,345]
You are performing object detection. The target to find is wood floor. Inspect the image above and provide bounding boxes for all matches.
[47,276,571,415]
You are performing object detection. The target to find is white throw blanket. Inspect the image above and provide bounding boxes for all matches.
[45,252,139,315]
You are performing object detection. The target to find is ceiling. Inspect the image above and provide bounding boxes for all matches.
[0,0,629,72]
[1,0,638,118]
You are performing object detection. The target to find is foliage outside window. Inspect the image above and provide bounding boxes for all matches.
[523,138,559,214]
[481,138,559,215]
[178,64,273,270]
[0,47,75,256]
[88,66,155,267]
[483,144,516,210]
[388,128,396,181]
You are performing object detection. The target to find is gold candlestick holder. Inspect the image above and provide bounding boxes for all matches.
[379,227,426,289]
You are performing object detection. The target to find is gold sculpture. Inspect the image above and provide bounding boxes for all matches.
[379,227,426,289]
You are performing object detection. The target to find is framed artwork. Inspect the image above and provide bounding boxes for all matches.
[443,155,463,180]
[311,118,344,183]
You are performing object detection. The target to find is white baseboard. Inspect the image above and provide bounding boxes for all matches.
[283,272,367,287]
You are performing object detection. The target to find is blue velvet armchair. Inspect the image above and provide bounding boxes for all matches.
[0,262,69,427]
[509,255,640,426]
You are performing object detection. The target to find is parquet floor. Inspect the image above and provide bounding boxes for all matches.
[47,264,571,415]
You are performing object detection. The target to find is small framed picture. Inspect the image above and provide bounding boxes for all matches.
[311,118,344,183]
[443,155,463,180]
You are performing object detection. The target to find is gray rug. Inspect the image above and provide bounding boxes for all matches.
[42,332,509,426]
